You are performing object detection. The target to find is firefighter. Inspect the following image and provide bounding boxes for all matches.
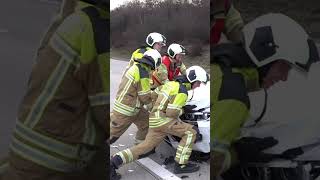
[110,66,208,179]
[2,0,109,179]
[211,0,244,45]
[109,49,162,145]
[125,32,167,71]
[152,43,188,87]
[211,13,320,179]
[112,33,165,145]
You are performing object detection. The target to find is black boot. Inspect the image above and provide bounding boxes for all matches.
[173,162,200,174]
[110,155,123,180]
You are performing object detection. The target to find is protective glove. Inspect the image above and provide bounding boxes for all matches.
[234,137,278,163]
[183,105,197,113]
[280,147,304,159]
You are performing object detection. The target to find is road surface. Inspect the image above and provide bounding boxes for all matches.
[0,0,59,157]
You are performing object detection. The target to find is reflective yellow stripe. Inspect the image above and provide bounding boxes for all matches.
[24,58,71,128]
[15,121,78,159]
[114,101,135,112]
[176,148,192,154]
[178,131,193,164]
[124,149,134,163]
[113,106,135,116]
[13,114,97,172]
[149,120,168,126]
[158,93,169,110]
[89,92,109,106]
[167,104,182,109]
[125,73,135,81]
[118,75,134,102]
[160,92,169,99]
[113,101,137,116]
[138,90,150,96]
[154,88,161,95]
[50,34,80,67]
[113,107,130,116]
[149,118,170,128]
[10,137,82,172]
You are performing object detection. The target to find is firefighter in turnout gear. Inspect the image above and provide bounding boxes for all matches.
[211,14,320,179]
[125,32,167,71]
[2,0,109,179]
[109,49,162,145]
[152,43,188,87]
[114,33,165,145]
[110,66,208,179]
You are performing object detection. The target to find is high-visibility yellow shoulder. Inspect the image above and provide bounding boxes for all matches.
[126,64,140,82]
[55,11,96,64]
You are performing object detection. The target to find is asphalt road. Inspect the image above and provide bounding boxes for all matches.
[0,0,59,157]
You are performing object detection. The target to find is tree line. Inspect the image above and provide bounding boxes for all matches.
[110,0,210,56]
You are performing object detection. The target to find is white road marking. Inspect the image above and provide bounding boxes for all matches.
[137,158,181,180]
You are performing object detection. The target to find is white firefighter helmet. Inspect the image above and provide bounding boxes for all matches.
[186,66,208,83]
[146,32,167,47]
[139,49,162,70]
[243,13,319,71]
[167,43,187,58]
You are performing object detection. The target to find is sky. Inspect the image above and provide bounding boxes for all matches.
[110,0,132,10]
[110,0,193,10]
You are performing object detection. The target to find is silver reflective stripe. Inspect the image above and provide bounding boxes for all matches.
[80,112,96,162]
[10,138,78,172]
[0,161,8,175]
[24,58,71,128]
[82,110,96,146]
[50,34,80,67]
[89,93,109,106]
[15,121,78,159]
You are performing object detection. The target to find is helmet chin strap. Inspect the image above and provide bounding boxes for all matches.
[245,88,268,128]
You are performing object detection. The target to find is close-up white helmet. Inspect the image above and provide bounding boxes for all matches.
[243,13,319,71]
[167,43,187,58]
[146,32,167,47]
[186,66,208,83]
[139,49,162,70]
